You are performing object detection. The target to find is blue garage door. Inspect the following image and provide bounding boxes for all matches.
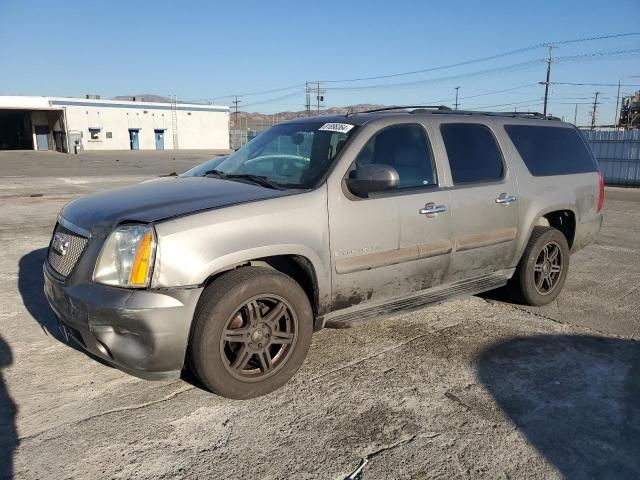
[154,130,164,150]
[129,129,140,150]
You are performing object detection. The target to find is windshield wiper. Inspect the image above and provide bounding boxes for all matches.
[204,170,282,190]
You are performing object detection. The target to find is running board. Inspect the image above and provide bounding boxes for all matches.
[323,269,513,329]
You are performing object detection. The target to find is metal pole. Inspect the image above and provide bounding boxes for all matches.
[574,103,578,125]
[316,81,320,115]
[590,92,600,130]
[614,79,621,129]
[542,44,557,116]
[454,87,460,110]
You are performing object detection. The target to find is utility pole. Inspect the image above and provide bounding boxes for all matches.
[316,81,325,115]
[232,96,241,127]
[590,92,600,130]
[573,103,578,125]
[454,86,460,110]
[540,44,557,116]
[305,82,311,116]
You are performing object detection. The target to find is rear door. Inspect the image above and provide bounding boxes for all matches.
[438,122,520,281]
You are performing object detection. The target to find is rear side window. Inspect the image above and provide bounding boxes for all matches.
[504,125,598,176]
[441,124,504,184]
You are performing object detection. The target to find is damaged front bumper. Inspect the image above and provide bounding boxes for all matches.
[43,262,202,380]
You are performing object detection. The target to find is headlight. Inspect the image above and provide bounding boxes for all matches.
[93,224,156,288]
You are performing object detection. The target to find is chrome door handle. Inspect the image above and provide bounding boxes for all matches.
[495,193,517,205]
[419,202,447,217]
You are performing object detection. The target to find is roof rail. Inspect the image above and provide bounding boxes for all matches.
[346,105,561,121]
[438,110,561,120]
[350,105,452,115]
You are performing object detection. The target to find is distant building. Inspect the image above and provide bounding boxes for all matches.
[0,95,230,152]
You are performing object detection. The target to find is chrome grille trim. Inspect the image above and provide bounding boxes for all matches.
[47,223,89,277]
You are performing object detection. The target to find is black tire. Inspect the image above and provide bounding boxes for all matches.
[188,267,313,399]
[510,226,570,306]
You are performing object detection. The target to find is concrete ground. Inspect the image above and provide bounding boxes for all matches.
[0,151,638,479]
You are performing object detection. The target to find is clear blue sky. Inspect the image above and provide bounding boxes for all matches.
[1,0,639,125]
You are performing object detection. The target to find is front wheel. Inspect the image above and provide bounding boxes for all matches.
[188,267,313,399]
[511,227,570,306]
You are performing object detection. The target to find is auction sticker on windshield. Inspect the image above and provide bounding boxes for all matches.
[318,123,355,134]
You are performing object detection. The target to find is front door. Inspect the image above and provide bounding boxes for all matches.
[35,125,49,151]
[129,129,139,150]
[155,130,164,150]
[438,122,520,281]
[328,123,452,311]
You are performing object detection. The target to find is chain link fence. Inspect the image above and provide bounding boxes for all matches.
[582,130,640,187]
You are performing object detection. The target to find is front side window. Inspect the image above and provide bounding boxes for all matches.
[207,121,356,189]
[353,124,437,189]
[441,123,504,184]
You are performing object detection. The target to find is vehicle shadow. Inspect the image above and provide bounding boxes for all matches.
[0,335,18,479]
[18,248,67,344]
[476,335,640,479]
[18,248,110,367]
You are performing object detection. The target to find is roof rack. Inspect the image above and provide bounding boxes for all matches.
[349,105,452,115]
[434,110,561,120]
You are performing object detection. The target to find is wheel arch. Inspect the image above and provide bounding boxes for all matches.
[199,250,330,324]
[516,205,578,264]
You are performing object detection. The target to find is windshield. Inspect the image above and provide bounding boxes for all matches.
[200,121,356,189]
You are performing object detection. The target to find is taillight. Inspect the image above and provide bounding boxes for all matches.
[597,172,604,212]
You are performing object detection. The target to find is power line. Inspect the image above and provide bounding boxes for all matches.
[323,48,639,93]
[240,91,302,109]
[184,32,640,102]
[321,32,640,83]
[325,59,542,91]
[551,82,640,87]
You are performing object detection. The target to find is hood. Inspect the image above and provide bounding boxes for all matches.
[61,176,292,236]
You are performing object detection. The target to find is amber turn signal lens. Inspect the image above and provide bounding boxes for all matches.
[129,231,153,286]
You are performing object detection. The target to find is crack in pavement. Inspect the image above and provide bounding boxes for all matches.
[310,322,463,382]
[18,385,195,443]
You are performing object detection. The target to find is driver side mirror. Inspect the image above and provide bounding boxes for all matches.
[346,164,399,197]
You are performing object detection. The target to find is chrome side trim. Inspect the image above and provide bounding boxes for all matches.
[456,227,517,252]
[335,240,452,274]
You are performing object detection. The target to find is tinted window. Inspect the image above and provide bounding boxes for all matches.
[505,125,598,176]
[354,124,437,188]
[441,124,504,184]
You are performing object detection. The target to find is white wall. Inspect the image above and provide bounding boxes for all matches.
[52,99,230,151]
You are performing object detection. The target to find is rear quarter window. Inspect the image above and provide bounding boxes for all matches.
[504,125,598,176]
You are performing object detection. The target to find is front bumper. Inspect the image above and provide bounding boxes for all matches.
[43,263,203,380]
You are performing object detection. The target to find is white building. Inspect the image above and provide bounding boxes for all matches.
[0,95,230,152]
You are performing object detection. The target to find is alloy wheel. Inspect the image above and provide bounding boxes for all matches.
[533,241,563,295]
[220,295,297,381]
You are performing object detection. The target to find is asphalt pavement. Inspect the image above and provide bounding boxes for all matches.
[0,151,638,479]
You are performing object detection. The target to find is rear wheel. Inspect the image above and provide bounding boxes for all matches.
[189,267,313,399]
[511,226,570,306]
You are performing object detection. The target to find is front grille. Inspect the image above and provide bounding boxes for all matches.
[48,223,89,277]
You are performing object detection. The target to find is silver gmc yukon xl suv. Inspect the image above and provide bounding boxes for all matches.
[44,106,604,398]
